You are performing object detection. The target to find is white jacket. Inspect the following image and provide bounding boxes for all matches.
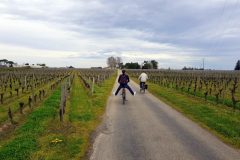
[138,72,148,82]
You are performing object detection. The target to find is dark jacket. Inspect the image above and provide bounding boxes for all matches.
[118,74,130,84]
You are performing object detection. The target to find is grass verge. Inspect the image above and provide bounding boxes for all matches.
[138,80,240,148]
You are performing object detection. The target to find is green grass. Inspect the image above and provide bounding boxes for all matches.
[0,88,61,160]
[144,81,240,148]
[29,72,117,159]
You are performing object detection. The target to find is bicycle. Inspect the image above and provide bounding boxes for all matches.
[122,87,126,104]
[140,82,146,93]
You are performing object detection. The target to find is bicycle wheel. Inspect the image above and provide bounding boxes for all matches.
[122,94,126,104]
[122,88,126,104]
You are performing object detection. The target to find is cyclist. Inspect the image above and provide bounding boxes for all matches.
[113,70,136,96]
[138,71,148,90]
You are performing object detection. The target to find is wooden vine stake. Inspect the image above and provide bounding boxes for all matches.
[0,93,3,104]
[59,84,66,122]
[28,96,32,109]
[25,75,27,89]
[8,107,13,124]
[91,77,95,95]
[19,102,24,114]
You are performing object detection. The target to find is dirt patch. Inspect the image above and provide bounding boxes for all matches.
[0,123,17,139]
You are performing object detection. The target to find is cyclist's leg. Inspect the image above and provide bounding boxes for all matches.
[125,84,134,95]
[140,82,145,89]
[115,84,123,95]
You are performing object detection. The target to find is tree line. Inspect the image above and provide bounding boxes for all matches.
[107,56,158,69]
[0,59,15,67]
[0,59,47,68]
[107,56,240,70]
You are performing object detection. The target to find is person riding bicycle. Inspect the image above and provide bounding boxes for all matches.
[138,71,148,90]
[114,70,136,96]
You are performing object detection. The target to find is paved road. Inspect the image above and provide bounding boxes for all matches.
[90,78,240,160]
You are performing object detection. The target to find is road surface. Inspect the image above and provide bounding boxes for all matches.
[90,78,240,160]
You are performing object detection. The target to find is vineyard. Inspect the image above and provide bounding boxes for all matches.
[128,69,240,109]
[0,68,116,160]
[0,67,239,159]
[0,68,71,127]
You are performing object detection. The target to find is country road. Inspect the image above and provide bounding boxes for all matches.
[90,77,240,160]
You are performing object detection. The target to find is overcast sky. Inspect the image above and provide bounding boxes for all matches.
[0,0,239,69]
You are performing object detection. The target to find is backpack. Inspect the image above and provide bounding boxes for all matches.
[119,74,129,84]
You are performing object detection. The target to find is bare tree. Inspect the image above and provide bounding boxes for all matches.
[107,56,117,69]
[116,57,122,68]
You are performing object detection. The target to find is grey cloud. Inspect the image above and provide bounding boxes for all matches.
[0,0,239,69]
